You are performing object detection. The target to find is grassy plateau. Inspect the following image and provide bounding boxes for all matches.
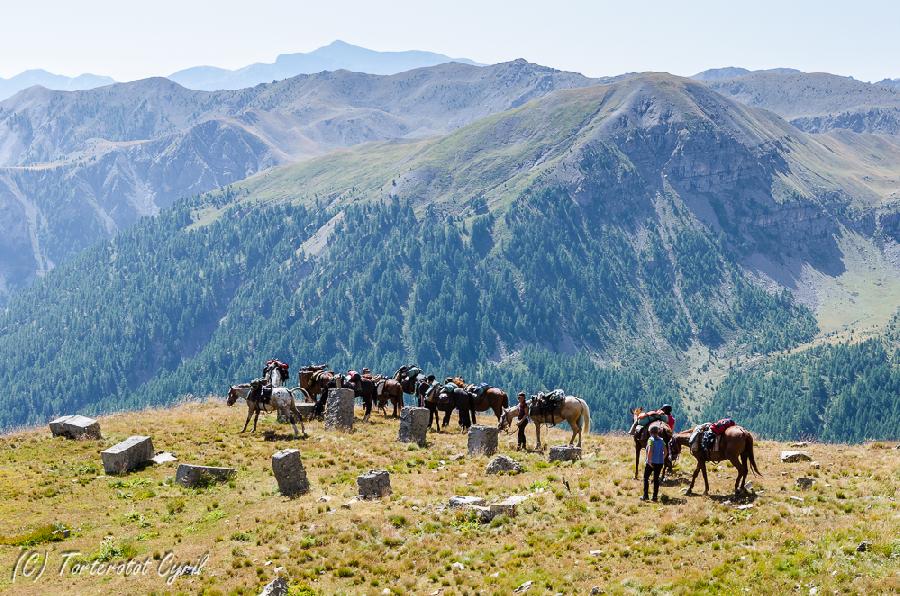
[0,400,897,595]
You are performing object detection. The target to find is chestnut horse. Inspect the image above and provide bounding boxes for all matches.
[375,377,404,418]
[298,366,332,403]
[630,408,673,480]
[465,385,509,424]
[670,425,761,495]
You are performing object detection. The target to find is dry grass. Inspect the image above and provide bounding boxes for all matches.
[0,401,897,595]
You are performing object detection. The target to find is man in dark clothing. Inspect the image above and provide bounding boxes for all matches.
[516,392,529,451]
[642,425,669,502]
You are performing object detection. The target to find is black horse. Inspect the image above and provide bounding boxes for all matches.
[423,382,473,432]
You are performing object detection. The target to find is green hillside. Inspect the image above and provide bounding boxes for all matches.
[0,74,897,440]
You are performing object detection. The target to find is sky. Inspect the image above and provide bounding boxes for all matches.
[2,0,897,82]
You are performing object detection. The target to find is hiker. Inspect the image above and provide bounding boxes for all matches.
[630,404,675,435]
[416,374,435,407]
[516,392,529,450]
[642,425,668,502]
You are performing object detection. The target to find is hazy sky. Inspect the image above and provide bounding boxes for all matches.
[2,0,897,82]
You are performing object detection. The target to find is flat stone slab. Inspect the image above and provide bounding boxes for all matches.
[175,463,236,487]
[489,495,528,518]
[49,415,101,440]
[449,496,486,508]
[295,403,317,419]
[398,406,430,446]
[467,425,499,456]
[781,450,812,463]
[486,455,523,474]
[357,469,391,499]
[272,448,310,497]
[548,445,582,462]
[151,451,177,465]
[101,435,153,474]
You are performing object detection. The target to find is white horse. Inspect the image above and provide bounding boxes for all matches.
[226,380,307,438]
[499,395,591,449]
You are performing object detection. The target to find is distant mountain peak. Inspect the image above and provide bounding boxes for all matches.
[0,69,115,101]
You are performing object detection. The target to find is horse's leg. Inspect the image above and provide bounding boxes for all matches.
[535,424,542,451]
[252,409,260,433]
[731,456,745,494]
[701,461,710,495]
[687,460,701,494]
[634,444,641,480]
[241,407,253,433]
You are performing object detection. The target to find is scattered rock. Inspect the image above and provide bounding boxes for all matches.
[357,469,391,499]
[259,577,289,596]
[49,415,101,440]
[489,495,528,518]
[590,588,602,595]
[382,588,392,595]
[514,580,533,593]
[789,496,804,502]
[486,455,523,475]
[781,450,812,463]
[796,477,815,490]
[317,495,331,503]
[790,442,809,448]
[467,425,499,456]
[470,505,495,523]
[589,550,602,556]
[857,541,871,552]
[398,406,430,446]
[548,445,582,462]
[451,562,465,570]
[735,504,754,510]
[151,451,177,465]
[324,388,355,431]
[451,453,465,461]
[341,499,356,509]
[101,435,154,474]
[810,461,821,469]
[809,587,818,596]
[175,463,236,487]
[449,496,485,508]
[271,449,310,497]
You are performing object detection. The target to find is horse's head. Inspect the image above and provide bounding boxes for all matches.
[227,384,249,406]
[498,407,516,432]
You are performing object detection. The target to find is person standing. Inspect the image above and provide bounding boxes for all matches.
[642,425,668,502]
[516,392,530,451]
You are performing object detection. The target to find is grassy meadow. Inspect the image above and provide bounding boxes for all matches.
[0,400,897,595]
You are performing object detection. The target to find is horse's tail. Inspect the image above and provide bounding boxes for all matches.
[578,398,591,434]
[503,391,509,408]
[746,433,761,476]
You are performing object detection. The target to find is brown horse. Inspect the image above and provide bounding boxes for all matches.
[466,385,509,423]
[670,425,761,495]
[630,408,673,480]
[375,377,405,418]
[298,366,332,403]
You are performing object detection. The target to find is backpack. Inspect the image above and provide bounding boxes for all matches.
[711,418,735,435]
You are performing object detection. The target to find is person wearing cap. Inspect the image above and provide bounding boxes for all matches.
[629,403,676,435]
[516,392,530,450]
[642,424,668,502]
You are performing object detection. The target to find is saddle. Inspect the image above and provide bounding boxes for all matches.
[471,383,490,399]
[530,390,565,422]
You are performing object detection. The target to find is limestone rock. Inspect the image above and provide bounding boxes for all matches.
[271,449,310,497]
[467,425,499,456]
[49,415,101,440]
[259,577,289,596]
[100,435,153,474]
[295,403,317,420]
[796,477,815,490]
[780,450,812,463]
[175,463,236,487]
[151,451,177,465]
[489,495,528,517]
[357,469,391,499]
[548,445,582,462]
[449,496,485,508]
[324,388,355,431]
[486,455,523,474]
[398,406,429,446]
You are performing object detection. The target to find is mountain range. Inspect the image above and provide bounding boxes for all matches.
[0,41,477,100]
[0,69,896,440]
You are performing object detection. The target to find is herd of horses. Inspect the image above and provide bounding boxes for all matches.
[225,362,761,496]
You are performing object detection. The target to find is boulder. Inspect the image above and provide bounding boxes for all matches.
[467,425,499,456]
[100,435,153,474]
[259,577,289,596]
[324,388,355,431]
[489,495,528,518]
[398,406,430,446]
[448,495,486,508]
[796,477,815,490]
[49,415,101,440]
[295,403,317,420]
[470,505,496,524]
[175,463,236,487]
[548,445,582,462]
[357,469,391,499]
[151,451,177,465]
[271,449,310,497]
[486,455,523,474]
[781,451,812,463]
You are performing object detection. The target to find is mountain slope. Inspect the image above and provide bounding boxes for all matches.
[0,74,896,439]
[693,68,900,135]
[169,40,479,90]
[0,69,114,101]
[0,60,595,296]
